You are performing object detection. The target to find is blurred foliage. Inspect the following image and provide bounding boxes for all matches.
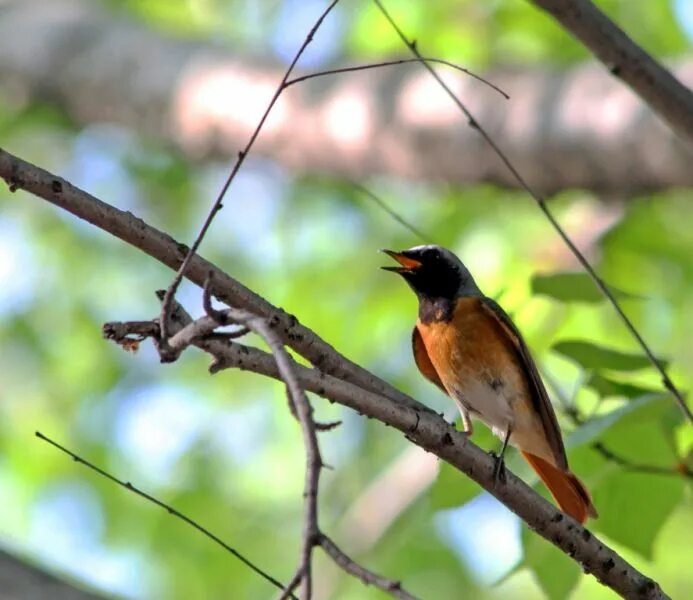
[0,1,691,599]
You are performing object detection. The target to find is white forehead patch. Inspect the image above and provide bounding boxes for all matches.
[406,244,463,268]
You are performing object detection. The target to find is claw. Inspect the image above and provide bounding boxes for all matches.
[491,425,512,486]
[491,452,507,485]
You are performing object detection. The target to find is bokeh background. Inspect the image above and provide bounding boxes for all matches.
[0,0,691,598]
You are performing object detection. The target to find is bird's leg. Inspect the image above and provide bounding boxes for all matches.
[459,406,474,436]
[491,425,512,485]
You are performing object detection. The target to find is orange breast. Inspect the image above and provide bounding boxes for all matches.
[416,297,543,450]
[417,297,521,393]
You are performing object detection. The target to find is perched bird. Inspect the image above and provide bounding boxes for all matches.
[382,244,597,523]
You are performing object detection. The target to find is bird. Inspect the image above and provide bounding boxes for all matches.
[382,244,597,523]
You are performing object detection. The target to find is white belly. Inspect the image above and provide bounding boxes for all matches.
[450,377,514,440]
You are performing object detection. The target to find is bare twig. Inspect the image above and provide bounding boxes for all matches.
[158,0,341,341]
[371,0,692,424]
[228,311,323,599]
[34,432,294,598]
[200,279,340,433]
[173,284,403,598]
[318,534,418,600]
[4,149,670,599]
[529,0,693,143]
[284,57,509,99]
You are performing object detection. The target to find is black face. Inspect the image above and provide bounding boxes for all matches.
[382,245,465,300]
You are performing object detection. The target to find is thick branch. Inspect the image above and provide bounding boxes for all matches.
[0,147,416,411]
[106,310,668,600]
[529,0,693,143]
[0,0,691,193]
[5,149,670,598]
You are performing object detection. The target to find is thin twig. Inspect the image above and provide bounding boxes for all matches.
[285,57,509,99]
[319,534,420,600]
[197,290,325,598]
[352,183,430,243]
[235,313,323,599]
[158,0,341,341]
[106,300,424,600]
[371,0,692,424]
[34,431,294,598]
[276,568,305,600]
[266,345,320,599]
[201,276,341,432]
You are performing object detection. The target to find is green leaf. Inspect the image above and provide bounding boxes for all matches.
[531,272,639,304]
[566,395,666,449]
[598,397,682,471]
[552,340,667,372]
[429,426,494,509]
[429,461,482,509]
[593,471,683,560]
[522,524,580,600]
[587,396,685,559]
[585,373,658,399]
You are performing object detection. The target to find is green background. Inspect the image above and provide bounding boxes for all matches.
[0,1,691,598]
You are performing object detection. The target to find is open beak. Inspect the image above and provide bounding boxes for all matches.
[380,249,422,273]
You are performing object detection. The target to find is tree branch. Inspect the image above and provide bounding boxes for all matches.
[3,148,671,598]
[34,432,294,598]
[529,0,693,143]
[200,299,325,599]
[158,0,341,343]
[372,0,692,424]
[1,0,691,194]
[104,297,667,600]
[318,534,416,600]
[0,147,416,409]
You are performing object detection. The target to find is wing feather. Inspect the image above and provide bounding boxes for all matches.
[480,298,568,470]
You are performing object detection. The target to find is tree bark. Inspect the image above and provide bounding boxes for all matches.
[529,0,693,143]
[0,0,691,195]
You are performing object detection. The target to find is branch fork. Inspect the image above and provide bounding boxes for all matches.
[105,279,412,600]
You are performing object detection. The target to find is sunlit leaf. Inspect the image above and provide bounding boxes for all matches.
[587,396,685,559]
[566,395,669,449]
[429,426,494,509]
[531,272,638,304]
[593,472,684,560]
[585,373,658,399]
[552,340,667,372]
[522,525,580,600]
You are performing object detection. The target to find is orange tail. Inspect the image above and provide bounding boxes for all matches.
[521,451,598,524]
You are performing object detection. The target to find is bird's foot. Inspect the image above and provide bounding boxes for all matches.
[490,451,507,485]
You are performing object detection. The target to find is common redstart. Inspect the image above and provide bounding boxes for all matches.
[383,244,596,523]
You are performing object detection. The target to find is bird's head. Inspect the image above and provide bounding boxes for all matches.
[381,244,479,301]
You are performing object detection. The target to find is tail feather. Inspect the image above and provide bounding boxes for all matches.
[521,451,597,524]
